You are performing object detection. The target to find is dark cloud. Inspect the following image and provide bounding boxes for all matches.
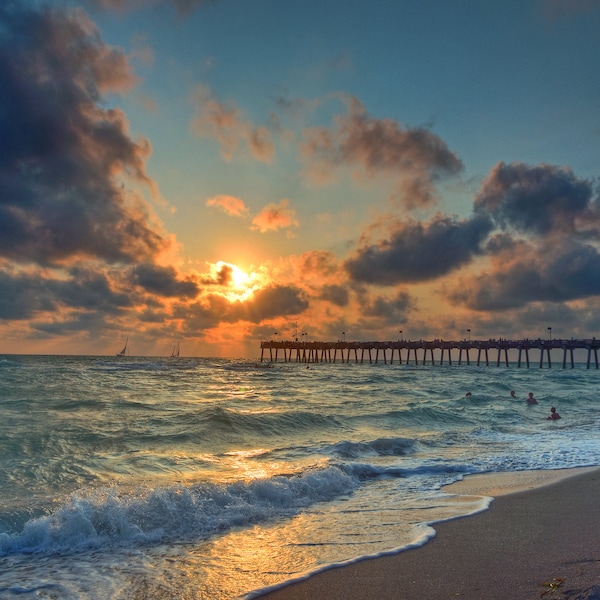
[243,285,309,322]
[132,263,199,298]
[175,284,310,332]
[450,242,600,310]
[301,97,463,209]
[60,267,132,310]
[345,214,493,285]
[0,3,166,266]
[0,267,131,320]
[200,263,233,286]
[320,284,349,307]
[363,291,413,320]
[0,271,56,319]
[474,162,598,237]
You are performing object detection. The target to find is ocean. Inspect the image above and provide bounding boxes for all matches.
[0,354,599,599]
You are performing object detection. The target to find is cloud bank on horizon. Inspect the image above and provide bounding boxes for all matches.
[0,0,599,356]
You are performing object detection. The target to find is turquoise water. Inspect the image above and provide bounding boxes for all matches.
[0,355,599,599]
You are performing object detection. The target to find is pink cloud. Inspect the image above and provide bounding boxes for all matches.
[251,199,299,233]
[206,194,249,217]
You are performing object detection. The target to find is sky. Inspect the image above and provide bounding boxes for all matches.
[1,0,599,358]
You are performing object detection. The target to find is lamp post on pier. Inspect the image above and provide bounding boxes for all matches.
[467,328,471,342]
[548,327,552,341]
[399,330,403,341]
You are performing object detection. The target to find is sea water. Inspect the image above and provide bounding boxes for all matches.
[0,355,599,599]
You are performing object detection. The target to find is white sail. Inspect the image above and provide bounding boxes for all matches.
[170,342,180,358]
[116,337,128,357]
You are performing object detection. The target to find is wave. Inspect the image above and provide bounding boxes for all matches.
[90,358,200,372]
[194,406,343,438]
[0,455,479,559]
[0,465,362,557]
[324,437,415,459]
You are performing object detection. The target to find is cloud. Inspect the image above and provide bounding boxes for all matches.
[251,199,299,233]
[450,240,600,310]
[474,162,598,237]
[300,96,463,209]
[131,263,199,298]
[345,214,493,285]
[443,161,600,311]
[206,194,249,217]
[190,84,274,163]
[320,284,349,307]
[80,0,211,18]
[0,266,131,320]
[0,3,167,266]
[242,285,309,322]
[299,250,341,277]
[200,262,234,286]
[540,0,600,21]
[177,283,309,332]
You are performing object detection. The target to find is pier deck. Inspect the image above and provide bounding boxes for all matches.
[259,338,600,368]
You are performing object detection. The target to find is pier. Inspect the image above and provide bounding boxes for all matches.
[259,338,600,369]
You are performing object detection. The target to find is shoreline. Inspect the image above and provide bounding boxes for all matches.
[251,467,600,600]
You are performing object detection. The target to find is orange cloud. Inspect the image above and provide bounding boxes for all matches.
[206,194,249,217]
[251,199,299,233]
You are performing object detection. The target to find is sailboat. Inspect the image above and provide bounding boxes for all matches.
[170,342,180,358]
[116,337,129,357]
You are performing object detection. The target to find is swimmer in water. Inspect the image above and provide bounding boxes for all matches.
[526,392,538,405]
[510,390,516,398]
[546,407,561,420]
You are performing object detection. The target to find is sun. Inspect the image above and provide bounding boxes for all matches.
[211,261,260,301]
[230,264,250,289]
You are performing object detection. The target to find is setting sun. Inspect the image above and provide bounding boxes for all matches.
[229,264,251,289]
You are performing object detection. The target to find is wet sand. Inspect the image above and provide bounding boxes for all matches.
[254,467,600,600]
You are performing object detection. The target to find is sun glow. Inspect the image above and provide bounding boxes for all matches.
[211,261,261,301]
[230,264,250,289]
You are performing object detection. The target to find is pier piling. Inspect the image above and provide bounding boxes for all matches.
[259,338,599,368]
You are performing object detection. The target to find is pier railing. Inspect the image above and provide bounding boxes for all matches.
[259,338,600,369]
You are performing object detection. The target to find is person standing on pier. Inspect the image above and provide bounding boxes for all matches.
[526,392,538,404]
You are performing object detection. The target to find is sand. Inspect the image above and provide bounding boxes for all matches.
[254,467,600,600]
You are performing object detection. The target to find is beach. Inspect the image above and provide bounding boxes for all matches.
[256,467,600,600]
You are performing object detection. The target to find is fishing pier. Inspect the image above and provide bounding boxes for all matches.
[259,338,600,369]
